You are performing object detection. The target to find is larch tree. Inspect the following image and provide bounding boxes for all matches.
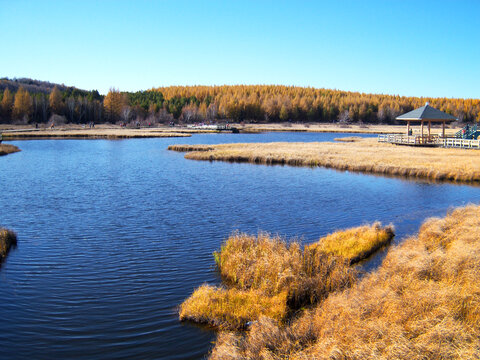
[12,86,33,121]
[49,86,63,115]
[104,88,127,123]
[1,88,14,120]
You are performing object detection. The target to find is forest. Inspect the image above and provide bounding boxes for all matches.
[1,78,479,125]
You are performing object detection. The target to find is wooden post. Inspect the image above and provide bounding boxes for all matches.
[407,121,410,136]
[428,121,431,139]
[421,121,424,143]
[442,121,445,138]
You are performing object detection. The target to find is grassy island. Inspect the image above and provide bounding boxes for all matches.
[168,138,480,183]
[208,205,480,360]
[0,228,17,260]
[179,224,393,330]
[2,127,193,140]
[0,143,20,156]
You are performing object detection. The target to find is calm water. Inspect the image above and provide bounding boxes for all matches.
[1,132,480,359]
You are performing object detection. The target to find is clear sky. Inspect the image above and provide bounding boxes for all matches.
[1,0,479,98]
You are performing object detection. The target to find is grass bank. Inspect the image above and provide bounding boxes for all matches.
[0,228,17,260]
[168,138,480,183]
[235,123,460,136]
[2,128,192,139]
[209,205,480,360]
[0,143,20,156]
[179,225,393,330]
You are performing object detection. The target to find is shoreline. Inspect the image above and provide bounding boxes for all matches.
[0,143,21,156]
[0,123,462,139]
[168,138,480,184]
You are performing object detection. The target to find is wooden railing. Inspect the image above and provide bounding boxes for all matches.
[378,134,438,145]
[378,134,480,149]
[439,138,480,149]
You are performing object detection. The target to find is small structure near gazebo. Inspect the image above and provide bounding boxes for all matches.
[378,102,480,148]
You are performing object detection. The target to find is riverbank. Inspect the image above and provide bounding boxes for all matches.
[1,126,194,139]
[0,122,462,139]
[0,228,17,261]
[236,123,461,135]
[0,144,21,156]
[168,137,480,183]
[209,204,480,359]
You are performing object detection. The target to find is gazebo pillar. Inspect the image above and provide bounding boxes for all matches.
[442,121,445,138]
[421,120,424,143]
[428,121,431,137]
[406,120,410,136]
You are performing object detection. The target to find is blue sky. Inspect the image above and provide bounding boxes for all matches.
[1,0,479,98]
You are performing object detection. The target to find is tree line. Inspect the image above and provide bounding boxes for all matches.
[1,81,479,125]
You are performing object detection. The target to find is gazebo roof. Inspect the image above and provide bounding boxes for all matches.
[396,103,457,122]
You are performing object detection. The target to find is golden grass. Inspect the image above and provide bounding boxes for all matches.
[209,205,480,359]
[333,136,363,142]
[179,285,289,330]
[3,128,192,139]
[180,225,393,330]
[0,144,20,156]
[0,228,17,260]
[310,222,394,264]
[235,123,460,136]
[168,138,480,183]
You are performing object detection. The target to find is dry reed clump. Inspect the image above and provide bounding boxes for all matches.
[0,144,20,156]
[333,136,363,142]
[180,225,394,330]
[168,139,480,183]
[209,205,480,359]
[0,228,17,260]
[179,285,289,330]
[167,144,214,152]
[309,222,394,264]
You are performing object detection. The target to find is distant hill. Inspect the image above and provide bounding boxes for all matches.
[0,77,99,98]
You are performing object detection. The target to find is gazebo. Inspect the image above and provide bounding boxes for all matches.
[396,102,457,143]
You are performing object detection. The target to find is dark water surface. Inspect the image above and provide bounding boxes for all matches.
[1,132,480,359]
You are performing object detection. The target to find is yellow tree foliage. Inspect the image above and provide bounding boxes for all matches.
[103,88,128,122]
[49,86,63,114]
[152,85,480,123]
[12,86,33,120]
[1,88,14,118]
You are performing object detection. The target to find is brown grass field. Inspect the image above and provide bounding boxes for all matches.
[0,228,17,260]
[0,143,20,156]
[168,138,480,183]
[209,205,480,360]
[179,225,393,330]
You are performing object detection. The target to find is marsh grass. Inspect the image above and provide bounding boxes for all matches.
[4,129,191,139]
[0,228,17,260]
[310,222,394,264]
[0,144,20,156]
[179,285,289,330]
[180,225,393,330]
[168,139,480,183]
[209,205,480,359]
[333,136,363,142]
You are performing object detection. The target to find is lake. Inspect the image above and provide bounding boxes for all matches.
[1,132,480,359]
